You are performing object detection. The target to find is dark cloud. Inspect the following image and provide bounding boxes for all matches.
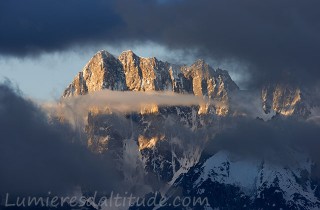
[1,0,320,85]
[0,0,123,56]
[116,0,320,86]
[203,116,320,169]
[0,83,121,196]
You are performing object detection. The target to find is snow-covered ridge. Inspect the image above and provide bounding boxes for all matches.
[172,150,320,209]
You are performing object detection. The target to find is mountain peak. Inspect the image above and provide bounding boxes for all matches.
[96,49,113,56]
[63,50,241,115]
[119,49,138,59]
[62,50,126,97]
[92,50,115,61]
[193,58,206,66]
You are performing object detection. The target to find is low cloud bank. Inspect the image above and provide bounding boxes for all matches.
[0,83,121,196]
[43,90,206,127]
[62,89,206,112]
[203,117,320,175]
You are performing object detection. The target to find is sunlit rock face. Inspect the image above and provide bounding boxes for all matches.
[117,51,240,115]
[138,134,165,151]
[119,50,174,92]
[63,50,239,115]
[63,51,127,97]
[261,84,310,117]
[185,59,239,115]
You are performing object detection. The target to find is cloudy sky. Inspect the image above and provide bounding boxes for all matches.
[1,0,320,99]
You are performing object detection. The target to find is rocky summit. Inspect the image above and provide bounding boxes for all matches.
[63,50,239,115]
[63,50,310,118]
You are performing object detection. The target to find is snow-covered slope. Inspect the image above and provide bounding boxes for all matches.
[170,150,320,209]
